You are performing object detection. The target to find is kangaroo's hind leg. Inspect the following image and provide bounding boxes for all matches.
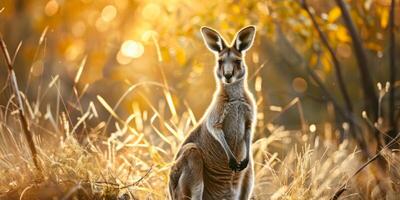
[169,143,204,200]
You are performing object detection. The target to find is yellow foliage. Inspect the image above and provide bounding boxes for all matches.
[366,42,383,52]
[309,54,318,66]
[336,26,351,43]
[328,7,341,23]
[380,8,389,28]
[176,48,186,65]
[322,55,331,73]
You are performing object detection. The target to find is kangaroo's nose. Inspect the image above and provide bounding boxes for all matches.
[224,73,233,80]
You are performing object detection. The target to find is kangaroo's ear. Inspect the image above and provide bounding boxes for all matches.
[201,26,227,53]
[233,26,256,52]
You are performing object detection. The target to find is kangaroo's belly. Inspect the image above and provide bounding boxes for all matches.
[202,165,244,200]
[199,126,247,199]
[222,101,248,159]
[196,100,253,199]
[201,155,252,200]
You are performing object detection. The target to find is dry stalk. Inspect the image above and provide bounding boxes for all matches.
[0,33,43,177]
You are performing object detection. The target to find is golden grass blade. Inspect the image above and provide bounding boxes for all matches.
[70,111,90,135]
[101,81,166,134]
[39,26,48,46]
[184,101,197,125]
[150,114,172,146]
[48,75,59,88]
[164,90,178,121]
[97,95,123,123]
[88,101,98,118]
[44,104,60,133]
[12,41,22,65]
[249,60,268,80]
[151,34,162,62]
[74,56,87,84]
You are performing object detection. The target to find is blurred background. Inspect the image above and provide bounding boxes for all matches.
[0,0,399,140]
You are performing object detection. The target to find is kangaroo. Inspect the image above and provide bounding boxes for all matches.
[168,26,257,200]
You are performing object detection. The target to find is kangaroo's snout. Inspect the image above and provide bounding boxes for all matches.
[223,65,234,82]
[224,73,233,81]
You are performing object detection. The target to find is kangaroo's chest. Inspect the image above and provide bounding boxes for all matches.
[222,101,250,141]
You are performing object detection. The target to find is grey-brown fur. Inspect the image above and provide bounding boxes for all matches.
[169,26,257,200]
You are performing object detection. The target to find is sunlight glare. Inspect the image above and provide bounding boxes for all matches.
[142,3,161,20]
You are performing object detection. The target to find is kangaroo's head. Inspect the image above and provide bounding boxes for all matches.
[201,26,256,85]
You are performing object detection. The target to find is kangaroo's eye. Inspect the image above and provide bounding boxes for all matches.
[234,60,241,67]
[218,60,223,68]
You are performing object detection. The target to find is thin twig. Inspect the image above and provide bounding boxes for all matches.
[91,165,153,189]
[0,33,43,176]
[249,60,268,80]
[388,0,397,141]
[335,0,383,154]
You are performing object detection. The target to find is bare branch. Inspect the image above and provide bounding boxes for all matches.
[388,0,397,140]
[334,0,379,122]
[301,0,353,115]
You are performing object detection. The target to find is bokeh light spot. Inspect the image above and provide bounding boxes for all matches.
[292,77,308,93]
[336,43,352,58]
[309,124,316,133]
[101,5,117,22]
[44,0,59,16]
[65,41,84,61]
[255,76,262,92]
[121,40,144,59]
[116,51,132,65]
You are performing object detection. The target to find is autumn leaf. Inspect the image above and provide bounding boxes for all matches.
[176,48,186,65]
[336,26,351,42]
[328,7,341,23]
[380,8,389,28]
[322,55,331,73]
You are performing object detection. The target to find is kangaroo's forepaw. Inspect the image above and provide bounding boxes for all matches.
[238,158,249,171]
[229,158,239,172]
